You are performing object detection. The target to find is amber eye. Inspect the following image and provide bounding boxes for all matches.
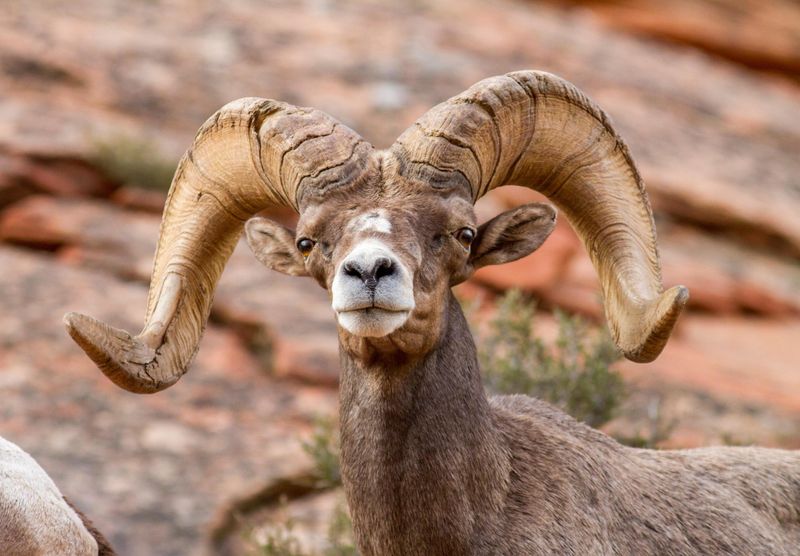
[296,238,315,258]
[454,227,476,249]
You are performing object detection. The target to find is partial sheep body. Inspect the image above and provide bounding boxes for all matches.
[492,396,800,555]
[339,298,800,555]
[0,436,99,555]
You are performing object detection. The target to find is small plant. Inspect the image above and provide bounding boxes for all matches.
[249,498,358,556]
[255,527,305,556]
[478,290,625,428]
[250,499,306,556]
[302,416,342,488]
[323,499,357,556]
[90,133,177,191]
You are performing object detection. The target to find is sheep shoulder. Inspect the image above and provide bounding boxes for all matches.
[487,395,800,555]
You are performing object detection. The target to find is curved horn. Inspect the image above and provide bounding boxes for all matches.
[393,71,688,362]
[65,98,371,393]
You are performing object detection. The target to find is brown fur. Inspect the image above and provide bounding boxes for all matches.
[339,293,800,555]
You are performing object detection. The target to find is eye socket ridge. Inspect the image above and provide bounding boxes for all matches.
[296,237,316,257]
[453,227,476,249]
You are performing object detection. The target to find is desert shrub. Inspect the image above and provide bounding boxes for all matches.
[249,495,356,556]
[302,416,342,489]
[90,133,177,191]
[251,503,305,556]
[478,290,625,428]
[255,528,305,556]
[323,499,357,556]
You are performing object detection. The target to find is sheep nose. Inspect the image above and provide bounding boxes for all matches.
[343,257,395,289]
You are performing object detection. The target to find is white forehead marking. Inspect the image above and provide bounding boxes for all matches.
[348,210,392,234]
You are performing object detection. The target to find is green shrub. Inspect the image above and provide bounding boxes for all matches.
[251,504,306,556]
[249,496,356,556]
[478,290,625,428]
[323,499,357,556]
[90,133,177,191]
[302,416,342,489]
[256,528,305,556]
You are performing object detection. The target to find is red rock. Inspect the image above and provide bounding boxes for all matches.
[110,185,167,214]
[0,177,30,210]
[540,282,603,319]
[0,195,78,248]
[58,244,153,282]
[0,195,156,261]
[0,151,114,200]
[0,152,33,209]
[469,189,800,319]
[555,0,800,78]
[659,225,800,316]
[661,257,739,315]
[618,315,800,414]
[472,218,581,292]
[271,332,341,386]
[21,156,115,197]
[453,280,495,305]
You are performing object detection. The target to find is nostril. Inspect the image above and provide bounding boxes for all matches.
[342,256,396,289]
[343,261,362,279]
[374,257,395,280]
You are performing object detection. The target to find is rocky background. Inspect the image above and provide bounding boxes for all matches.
[1,0,799,554]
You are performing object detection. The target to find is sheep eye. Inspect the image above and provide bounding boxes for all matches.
[454,227,476,249]
[296,238,315,257]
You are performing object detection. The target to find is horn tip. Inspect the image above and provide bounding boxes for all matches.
[621,285,689,364]
[63,311,115,353]
[63,312,164,394]
[669,284,690,307]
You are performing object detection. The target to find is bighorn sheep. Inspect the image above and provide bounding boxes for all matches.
[0,436,114,555]
[64,71,800,554]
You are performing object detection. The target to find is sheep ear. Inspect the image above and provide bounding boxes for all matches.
[469,203,556,269]
[245,217,308,276]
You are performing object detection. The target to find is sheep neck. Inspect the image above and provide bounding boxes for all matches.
[338,291,509,555]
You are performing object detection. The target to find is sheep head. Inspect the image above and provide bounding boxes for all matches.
[246,172,556,358]
[64,71,688,393]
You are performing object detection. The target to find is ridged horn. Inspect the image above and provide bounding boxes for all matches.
[65,98,371,393]
[393,71,688,362]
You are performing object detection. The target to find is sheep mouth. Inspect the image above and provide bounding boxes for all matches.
[337,305,412,315]
[334,306,412,337]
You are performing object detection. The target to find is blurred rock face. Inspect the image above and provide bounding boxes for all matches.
[0,0,799,554]
[541,0,800,78]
